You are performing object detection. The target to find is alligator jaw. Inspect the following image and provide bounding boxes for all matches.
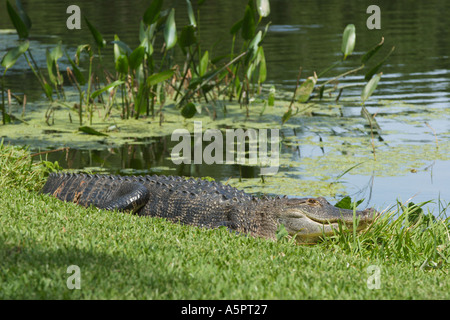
[278,197,378,242]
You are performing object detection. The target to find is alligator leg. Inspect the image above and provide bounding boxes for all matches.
[97,182,150,214]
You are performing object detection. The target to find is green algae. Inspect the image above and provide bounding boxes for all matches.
[1,87,449,201]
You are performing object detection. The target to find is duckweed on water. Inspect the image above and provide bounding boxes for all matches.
[1,90,449,204]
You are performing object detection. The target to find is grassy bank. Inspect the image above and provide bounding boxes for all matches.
[0,143,449,299]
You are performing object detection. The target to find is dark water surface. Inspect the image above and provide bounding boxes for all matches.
[1,0,449,212]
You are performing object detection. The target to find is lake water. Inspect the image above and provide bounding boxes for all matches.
[1,0,449,214]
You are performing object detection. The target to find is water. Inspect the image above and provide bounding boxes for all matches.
[1,0,449,213]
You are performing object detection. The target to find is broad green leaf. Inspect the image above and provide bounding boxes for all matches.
[268,86,275,106]
[361,72,382,103]
[199,50,209,76]
[76,44,92,63]
[78,126,108,136]
[143,0,164,25]
[296,75,317,103]
[361,37,384,64]
[43,81,53,99]
[341,24,356,60]
[335,197,365,210]
[186,0,197,27]
[181,102,197,118]
[364,46,395,81]
[164,8,177,50]
[128,46,146,70]
[147,69,175,86]
[179,25,197,48]
[6,0,29,39]
[113,36,131,62]
[1,40,29,70]
[246,30,262,64]
[50,41,63,62]
[65,51,86,85]
[257,46,266,83]
[85,17,106,48]
[197,0,206,5]
[90,80,124,99]
[256,0,270,17]
[230,19,243,35]
[281,108,292,124]
[241,5,255,40]
[46,49,58,86]
[111,40,132,59]
[139,20,146,44]
[115,54,129,74]
[15,0,32,30]
[334,196,352,209]
[47,42,64,86]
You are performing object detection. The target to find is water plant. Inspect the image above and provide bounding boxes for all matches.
[2,0,393,131]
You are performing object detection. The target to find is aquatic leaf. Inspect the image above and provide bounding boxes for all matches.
[112,40,132,60]
[115,55,129,75]
[335,196,364,210]
[268,86,275,106]
[246,30,262,64]
[46,49,58,86]
[46,42,63,86]
[6,0,29,39]
[112,37,132,62]
[181,102,197,118]
[140,36,154,56]
[76,44,92,63]
[147,69,175,86]
[241,5,255,40]
[256,0,270,17]
[281,108,292,124]
[199,50,209,76]
[65,51,86,85]
[257,46,267,83]
[78,126,108,136]
[128,46,146,70]
[179,25,197,48]
[341,24,356,60]
[15,0,32,30]
[186,0,197,27]
[85,17,106,48]
[361,72,382,103]
[1,40,29,70]
[230,19,243,35]
[164,8,177,50]
[296,75,317,103]
[90,80,124,100]
[364,46,395,81]
[361,37,384,64]
[43,81,53,99]
[50,41,63,61]
[143,0,164,25]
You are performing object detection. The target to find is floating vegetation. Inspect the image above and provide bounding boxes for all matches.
[2,0,394,129]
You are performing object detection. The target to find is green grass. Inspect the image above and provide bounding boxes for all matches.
[0,143,449,299]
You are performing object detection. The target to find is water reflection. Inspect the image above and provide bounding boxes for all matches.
[1,0,449,211]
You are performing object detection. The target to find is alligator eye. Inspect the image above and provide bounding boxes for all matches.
[307,198,320,206]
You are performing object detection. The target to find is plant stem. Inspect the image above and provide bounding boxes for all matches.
[1,71,6,124]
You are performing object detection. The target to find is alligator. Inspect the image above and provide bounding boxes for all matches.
[41,173,377,242]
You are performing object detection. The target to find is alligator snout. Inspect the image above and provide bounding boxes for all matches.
[279,197,378,242]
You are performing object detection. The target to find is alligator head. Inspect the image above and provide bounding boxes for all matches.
[278,197,377,242]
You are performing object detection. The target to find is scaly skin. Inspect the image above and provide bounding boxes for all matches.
[41,173,377,242]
